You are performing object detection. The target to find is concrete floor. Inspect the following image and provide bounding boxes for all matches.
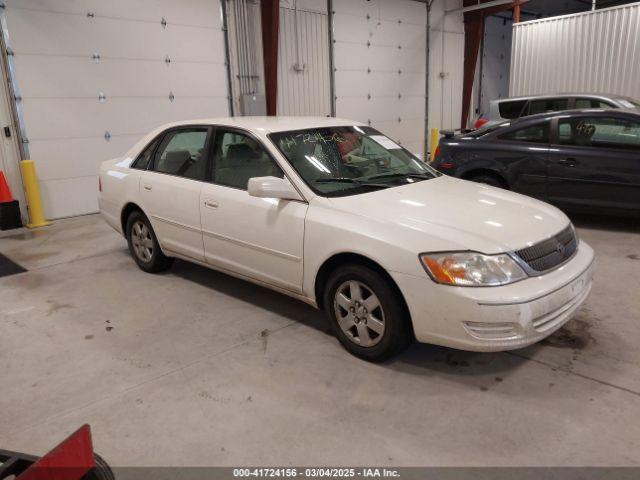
[1,213,639,466]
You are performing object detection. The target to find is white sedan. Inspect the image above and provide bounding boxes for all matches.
[99,117,594,361]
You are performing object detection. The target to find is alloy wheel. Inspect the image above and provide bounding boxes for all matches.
[334,280,385,347]
[131,220,154,263]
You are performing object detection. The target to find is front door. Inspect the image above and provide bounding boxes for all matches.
[547,115,640,211]
[140,126,212,261]
[200,128,307,292]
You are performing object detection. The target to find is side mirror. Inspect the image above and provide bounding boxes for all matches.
[247,176,303,201]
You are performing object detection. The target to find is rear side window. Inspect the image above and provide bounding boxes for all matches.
[574,98,614,109]
[558,117,640,149]
[528,98,569,115]
[498,122,549,143]
[499,100,526,119]
[131,137,160,170]
[152,129,209,180]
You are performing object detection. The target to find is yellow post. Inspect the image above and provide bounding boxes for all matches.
[20,160,51,228]
[429,128,439,163]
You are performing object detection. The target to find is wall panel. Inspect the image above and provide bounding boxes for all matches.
[333,0,427,157]
[427,0,464,152]
[277,1,331,116]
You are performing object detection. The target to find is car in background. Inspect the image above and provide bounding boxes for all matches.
[474,93,640,129]
[434,108,640,215]
[99,116,594,361]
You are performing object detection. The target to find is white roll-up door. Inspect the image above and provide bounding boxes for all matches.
[332,0,426,157]
[4,0,230,219]
[277,0,331,116]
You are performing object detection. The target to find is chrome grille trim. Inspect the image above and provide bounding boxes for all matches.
[514,225,578,274]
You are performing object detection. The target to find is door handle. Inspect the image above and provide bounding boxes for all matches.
[142,183,152,191]
[204,200,219,209]
[557,158,577,167]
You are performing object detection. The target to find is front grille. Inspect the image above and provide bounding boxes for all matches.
[515,225,578,273]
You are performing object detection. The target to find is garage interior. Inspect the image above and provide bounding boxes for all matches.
[1,0,640,473]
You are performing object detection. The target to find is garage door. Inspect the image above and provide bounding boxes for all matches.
[332,0,426,157]
[4,0,230,219]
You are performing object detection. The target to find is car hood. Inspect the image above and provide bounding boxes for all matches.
[326,176,570,254]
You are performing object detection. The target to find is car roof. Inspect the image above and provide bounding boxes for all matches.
[465,108,640,137]
[494,93,628,103]
[518,107,640,122]
[148,116,365,134]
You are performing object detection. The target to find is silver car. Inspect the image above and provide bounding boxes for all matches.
[475,93,640,129]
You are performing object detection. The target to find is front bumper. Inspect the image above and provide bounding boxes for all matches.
[393,240,595,352]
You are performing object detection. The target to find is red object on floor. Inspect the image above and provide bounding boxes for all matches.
[0,171,13,203]
[16,424,95,480]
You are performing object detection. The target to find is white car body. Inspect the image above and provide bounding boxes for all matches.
[99,116,594,353]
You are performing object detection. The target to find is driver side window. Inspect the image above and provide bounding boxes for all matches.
[212,130,284,190]
[153,128,209,180]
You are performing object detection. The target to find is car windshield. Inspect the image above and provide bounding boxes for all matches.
[269,126,438,197]
[619,97,640,109]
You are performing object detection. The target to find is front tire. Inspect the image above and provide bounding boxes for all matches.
[125,210,173,273]
[323,264,411,362]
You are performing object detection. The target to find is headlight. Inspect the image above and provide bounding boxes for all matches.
[419,251,527,286]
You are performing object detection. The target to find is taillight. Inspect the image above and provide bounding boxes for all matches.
[434,145,441,159]
[474,117,488,129]
[98,176,102,192]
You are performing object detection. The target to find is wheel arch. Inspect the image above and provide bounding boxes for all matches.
[313,252,414,338]
[120,202,144,234]
[461,168,509,188]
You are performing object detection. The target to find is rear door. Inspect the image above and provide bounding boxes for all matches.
[547,114,640,211]
[486,120,551,199]
[140,126,212,261]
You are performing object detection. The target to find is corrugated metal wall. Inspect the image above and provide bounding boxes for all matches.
[277,1,331,116]
[510,2,640,99]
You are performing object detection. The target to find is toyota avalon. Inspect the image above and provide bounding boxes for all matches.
[98,117,594,361]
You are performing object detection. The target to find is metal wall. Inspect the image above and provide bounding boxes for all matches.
[510,2,640,99]
[427,0,464,148]
[3,0,230,219]
[477,15,512,117]
[333,0,428,157]
[227,0,266,116]
[277,0,331,116]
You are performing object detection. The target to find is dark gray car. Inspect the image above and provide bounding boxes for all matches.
[433,109,640,215]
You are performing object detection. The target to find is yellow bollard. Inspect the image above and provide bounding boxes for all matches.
[429,128,439,163]
[20,160,51,228]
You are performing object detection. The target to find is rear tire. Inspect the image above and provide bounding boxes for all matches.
[323,264,411,362]
[82,453,115,480]
[125,210,173,273]
[468,174,506,189]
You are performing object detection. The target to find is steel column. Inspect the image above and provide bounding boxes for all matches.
[261,0,279,116]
